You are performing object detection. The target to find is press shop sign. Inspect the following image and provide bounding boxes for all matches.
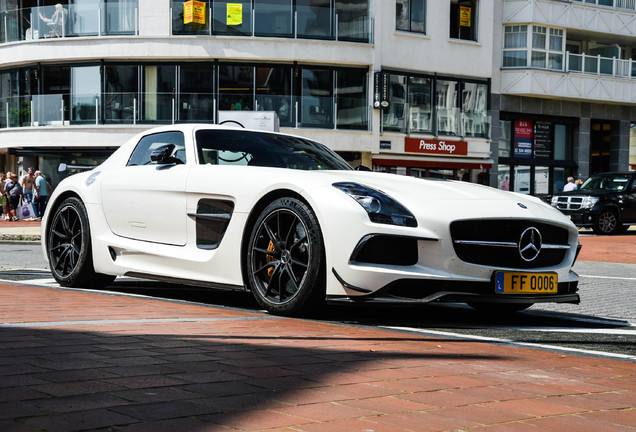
[184,0,206,25]
[405,138,468,156]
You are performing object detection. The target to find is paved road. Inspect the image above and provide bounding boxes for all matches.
[1,243,634,361]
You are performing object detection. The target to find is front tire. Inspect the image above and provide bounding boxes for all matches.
[246,197,325,316]
[593,209,619,235]
[47,197,115,288]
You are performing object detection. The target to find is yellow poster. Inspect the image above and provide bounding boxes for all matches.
[227,3,243,26]
[184,1,206,25]
[459,6,471,27]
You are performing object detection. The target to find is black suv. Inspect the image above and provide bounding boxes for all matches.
[551,172,636,234]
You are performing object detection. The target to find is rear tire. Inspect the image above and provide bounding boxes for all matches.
[47,197,115,288]
[246,197,325,316]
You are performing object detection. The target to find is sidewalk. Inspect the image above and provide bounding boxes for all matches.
[0,222,635,431]
[0,282,635,432]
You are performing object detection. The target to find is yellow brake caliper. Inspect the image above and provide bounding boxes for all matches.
[266,237,276,277]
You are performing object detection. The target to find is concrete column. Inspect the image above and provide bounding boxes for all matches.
[612,120,630,171]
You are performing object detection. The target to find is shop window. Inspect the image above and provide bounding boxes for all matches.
[462,82,488,138]
[254,0,293,37]
[141,65,176,123]
[396,0,426,34]
[178,63,214,123]
[71,66,100,124]
[173,0,210,35]
[336,69,368,130]
[450,0,477,42]
[534,166,550,196]
[499,120,511,158]
[301,68,333,128]
[590,121,613,174]
[296,0,332,39]
[104,65,138,124]
[382,74,407,132]
[255,66,292,126]
[337,0,371,42]
[435,79,459,135]
[553,124,571,160]
[514,165,531,194]
[219,65,254,111]
[498,164,511,191]
[407,77,432,133]
[213,0,252,35]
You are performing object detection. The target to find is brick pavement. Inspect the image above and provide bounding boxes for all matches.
[0,282,635,432]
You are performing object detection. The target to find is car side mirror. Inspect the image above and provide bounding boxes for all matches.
[354,164,371,172]
[150,144,177,165]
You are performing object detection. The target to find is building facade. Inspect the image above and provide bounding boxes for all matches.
[0,0,494,186]
[492,0,636,197]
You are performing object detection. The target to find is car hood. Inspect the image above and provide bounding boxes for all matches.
[308,170,567,224]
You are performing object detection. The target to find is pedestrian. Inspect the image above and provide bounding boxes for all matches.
[21,167,36,204]
[563,176,576,192]
[575,178,583,189]
[0,172,7,220]
[4,172,23,221]
[34,170,52,219]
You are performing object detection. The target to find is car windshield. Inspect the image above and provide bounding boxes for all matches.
[580,174,632,192]
[195,129,353,171]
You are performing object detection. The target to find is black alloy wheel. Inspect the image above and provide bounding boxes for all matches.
[247,197,324,316]
[48,197,115,287]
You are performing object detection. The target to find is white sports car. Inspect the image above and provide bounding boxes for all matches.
[42,124,581,316]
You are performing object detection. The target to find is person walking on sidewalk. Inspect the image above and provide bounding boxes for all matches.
[4,173,23,221]
[34,170,52,218]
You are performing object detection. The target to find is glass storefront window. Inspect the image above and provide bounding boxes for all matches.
[435,79,459,135]
[462,82,488,138]
[71,66,101,124]
[498,164,511,191]
[219,65,254,111]
[382,74,407,132]
[254,0,292,37]
[102,0,137,35]
[213,0,252,35]
[173,0,210,35]
[514,165,531,194]
[255,66,292,126]
[534,166,549,195]
[297,0,332,39]
[104,65,138,124]
[630,123,636,170]
[141,65,176,123]
[178,64,214,123]
[301,68,333,128]
[337,0,370,42]
[554,167,566,193]
[499,120,511,158]
[336,69,368,130]
[553,123,571,160]
[407,77,432,133]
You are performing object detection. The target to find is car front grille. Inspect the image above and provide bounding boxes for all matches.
[450,220,571,269]
[553,196,584,210]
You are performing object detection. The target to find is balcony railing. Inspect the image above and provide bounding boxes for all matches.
[1,92,370,131]
[170,1,373,43]
[570,0,636,11]
[0,2,138,44]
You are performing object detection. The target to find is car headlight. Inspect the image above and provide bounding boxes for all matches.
[580,196,599,209]
[550,195,558,206]
[333,182,417,227]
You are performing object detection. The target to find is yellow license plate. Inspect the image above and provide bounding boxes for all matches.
[495,272,557,294]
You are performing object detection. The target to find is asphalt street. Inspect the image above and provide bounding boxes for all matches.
[1,242,634,361]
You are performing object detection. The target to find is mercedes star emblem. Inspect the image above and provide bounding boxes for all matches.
[518,227,542,262]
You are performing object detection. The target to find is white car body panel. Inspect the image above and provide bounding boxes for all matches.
[42,124,580,312]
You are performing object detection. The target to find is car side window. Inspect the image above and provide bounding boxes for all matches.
[127,132,186,166]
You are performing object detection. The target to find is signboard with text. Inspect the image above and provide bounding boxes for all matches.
[534,121,552,158]
[514,120,533,158]
[459,6,471,27]
[184,0,206,25]
[405,138,468,156]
